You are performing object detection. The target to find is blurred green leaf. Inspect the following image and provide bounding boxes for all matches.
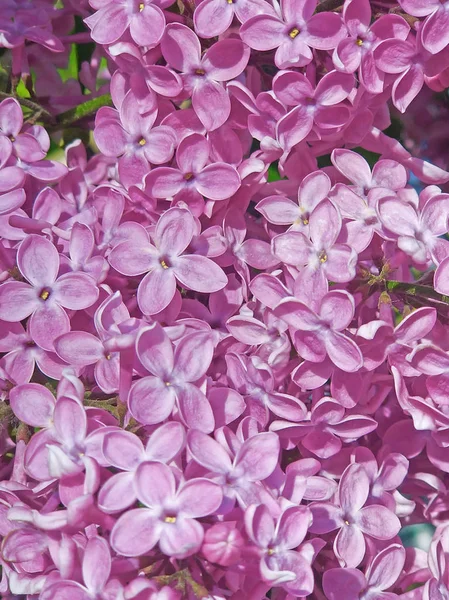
[57,44,78,83]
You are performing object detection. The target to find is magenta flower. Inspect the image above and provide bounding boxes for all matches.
[128,323,217,431]
[226,353,307,424]
[274,290,363,373]
[333,0,409,93]
[0,235,98,351]
[271,397,377,459]
[399,0,449,54]
[310,463,401,568]
[99,422,185,512]
[0,320,65,384]
[272,70,354,148]
[161,24,250,131]
[40,536,118,600]
[256,171,331,231]
[245,503,315,596]
[85,0,166,47]
[94,92,177,188]
[194,0,275,38]
[374,30,449,112]
[378,192,449,264]
[188,430,280,509]
[323,543,405,600]
[108,206,228,315]
[272,199,358,294]
[144,133,241,205]
[111,462,223,558]
[240,0,346,69]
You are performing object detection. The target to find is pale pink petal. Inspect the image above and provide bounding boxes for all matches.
[136,323,174,379]
[29,303,70,351]
[128,376,176,424]
[82,537,111,595]
[177,478,223,517]
[53,273,98,310]
[203,39,250,81]
[18,234,58,287]
[111,509,161,556]
[54,331,104,366]
[256,195,300,225]
[334,523,366,568]
[192,80,231,131]
[137,268,177,315]
[161,23,201,72]
[240,14,285,50]
[325,331,363,372]
[195,163,240,200]
[98,472,136,512]
[129,4,165,47]
[143,167,185,198]
[135,461,176,507]
[194,0,234,38]
[176,383,215,432]
[173,254,227,293]
[155,207,195,256]
[356,505,401,539]
[176,133,209,174]
[173,331,215,381]
[421,7,449,54]
[187,430,232,474]
[0,281,38,321]
[9,382,55,428]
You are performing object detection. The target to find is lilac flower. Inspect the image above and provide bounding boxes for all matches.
[40,536,118,600]
[323,543,406,600]
[0,320,65,383]
[0,235,99,350]
[240,0,346,69]
[271,397,377,459]
[108,206,228,315]
[85,0,167,48]
[256,171,331,231]
[333,0,410,93]
[226,353,307,424]
[188,430,279,509]
[399,0,449,54]
[272,70,354,149]
[274,290,363,373]
[244,503,315,596]
[374,29,449,113]
[272,200,358,294]
[144,133,241,206]
[194,0,276,38]
[310,463,401,568]
[161,24,250,131]
[94,92,177,188]
[111,462,223,558]
[128,323,217,431]
[99,422,185,512]
[378,190,449,264]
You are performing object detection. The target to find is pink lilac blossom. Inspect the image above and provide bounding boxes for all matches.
[1,0,449,597]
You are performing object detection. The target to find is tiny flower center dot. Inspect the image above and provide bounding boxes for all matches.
[356,37,364,46]
[164,515,177,523]
[267,548,275,555]
[160,259,169,269]
[184,172,194,181]
[165,381,171,386]
[139,2,145,11]
[195,68,206,76]
[302,217,309,225]
[138,138,146,146]
[40,289,50,301]
[319,251,327,263]
[289,27,300,39]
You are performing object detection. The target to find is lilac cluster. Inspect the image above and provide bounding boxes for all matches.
[1,0,449,598]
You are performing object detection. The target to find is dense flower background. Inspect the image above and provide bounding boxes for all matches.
[1,0,449,598]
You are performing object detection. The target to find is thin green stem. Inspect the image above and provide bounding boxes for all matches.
[384,280,449,305]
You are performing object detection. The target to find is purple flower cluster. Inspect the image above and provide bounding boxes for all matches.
[1,0,449,598]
